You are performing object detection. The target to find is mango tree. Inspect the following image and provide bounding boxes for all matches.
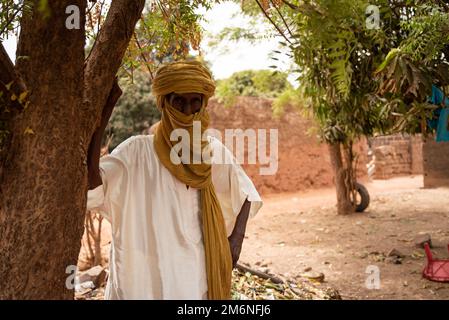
[234,0,449,214]
[0,0,214,299]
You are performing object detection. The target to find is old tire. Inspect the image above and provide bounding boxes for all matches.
[354,182,370,212]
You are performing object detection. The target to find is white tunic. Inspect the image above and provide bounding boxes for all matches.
[86,134,262,300]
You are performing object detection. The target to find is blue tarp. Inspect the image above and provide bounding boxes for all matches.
[428,85,449,142]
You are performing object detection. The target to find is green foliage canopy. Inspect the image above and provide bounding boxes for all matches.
[215,69,292,107]
[237,0,449,142]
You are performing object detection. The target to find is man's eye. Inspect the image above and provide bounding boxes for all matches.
[173,97,184,106]
[192,99,202,109]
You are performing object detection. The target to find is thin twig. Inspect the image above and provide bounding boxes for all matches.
[133,31,154,80]
[156,0,170,21]
[97,1,105,38]
[87,1,96,32]
[85,0,106,63]
[270,0,294,38]
[281,0,298,10]
[0,4,23,36]
[254,0,292,45]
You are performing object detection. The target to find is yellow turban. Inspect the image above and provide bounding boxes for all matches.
[151,60,216,110]
[151,60,232,300]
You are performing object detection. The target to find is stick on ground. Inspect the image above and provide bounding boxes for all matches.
[235,263,284,284]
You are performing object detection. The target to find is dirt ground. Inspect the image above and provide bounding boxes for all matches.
[240,175,449,300]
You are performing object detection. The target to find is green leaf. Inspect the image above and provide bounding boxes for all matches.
[375,48,401,73]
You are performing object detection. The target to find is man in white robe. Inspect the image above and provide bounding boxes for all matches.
[86,61,262,299]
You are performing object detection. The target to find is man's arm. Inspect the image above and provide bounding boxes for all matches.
[87,129,104,190]
[87,78,122,190]
[228,198,251,268]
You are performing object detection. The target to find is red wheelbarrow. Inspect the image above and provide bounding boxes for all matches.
[423,243,449,282]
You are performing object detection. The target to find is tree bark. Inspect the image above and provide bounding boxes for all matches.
[0,0,144,299]
[0,0,87,299]
[327,142,355,215]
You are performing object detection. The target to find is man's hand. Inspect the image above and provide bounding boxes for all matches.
[228,199,251,268]
[228,233,244,268]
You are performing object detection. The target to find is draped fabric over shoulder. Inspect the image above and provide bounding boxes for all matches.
[151,60,232,300]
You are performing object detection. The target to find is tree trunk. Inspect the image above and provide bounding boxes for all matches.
[0,0,88,299]
[342,141,357,211]
[327,142,355,215]
[0,0,145,299]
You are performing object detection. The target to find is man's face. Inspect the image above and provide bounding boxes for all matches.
[168,92,203,115]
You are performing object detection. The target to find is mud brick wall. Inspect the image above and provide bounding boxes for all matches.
[207,96,368,194]
[423,136,449,188]
[370,134,423,179]
[410,135,423,174]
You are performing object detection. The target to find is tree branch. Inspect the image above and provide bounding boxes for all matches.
[0,43,15,80]
[0,42,27,112]
[83,0,145,142]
